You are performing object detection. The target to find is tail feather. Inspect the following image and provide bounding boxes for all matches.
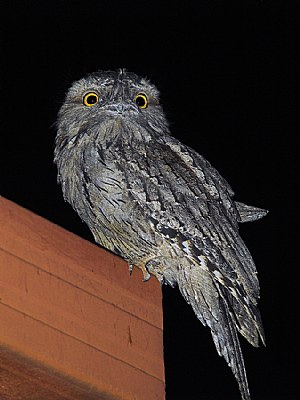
[176,264,253,400]
[235,202,268,223]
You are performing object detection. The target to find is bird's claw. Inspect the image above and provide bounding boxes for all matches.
[128,264,134,276]
[142,270,151,282]
[129,262,151,281]
[145,259,164,284]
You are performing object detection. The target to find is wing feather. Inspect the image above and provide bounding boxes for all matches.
[110,132,265,398]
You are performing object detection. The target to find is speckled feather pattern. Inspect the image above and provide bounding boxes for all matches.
[54,69,267,400]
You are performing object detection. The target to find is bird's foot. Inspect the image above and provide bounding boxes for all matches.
[145,259,164,285]
[127,261,151,281]
[141,264,151,282]
[128,263,134,276]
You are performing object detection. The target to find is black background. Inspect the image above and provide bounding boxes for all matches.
[1,1,299,399]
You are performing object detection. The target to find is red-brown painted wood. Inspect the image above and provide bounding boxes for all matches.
[0,197,165,399]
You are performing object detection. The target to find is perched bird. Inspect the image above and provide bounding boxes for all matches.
[54,69,267,400]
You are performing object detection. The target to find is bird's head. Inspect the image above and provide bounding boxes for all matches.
[57,69,166,126]
[55,69,170,159]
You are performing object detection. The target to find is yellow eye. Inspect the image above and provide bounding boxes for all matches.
[83,92,99,107]
[134,93,148,109]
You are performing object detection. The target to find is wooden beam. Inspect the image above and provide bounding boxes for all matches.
[0,197,165,399]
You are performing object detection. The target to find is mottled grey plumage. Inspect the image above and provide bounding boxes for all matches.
[54,69,267,400]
